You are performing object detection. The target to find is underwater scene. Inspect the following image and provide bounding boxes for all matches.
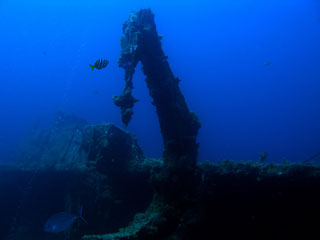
[0,0,320,239]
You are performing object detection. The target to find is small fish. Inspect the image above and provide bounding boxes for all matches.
[264,61,272,66]
[113,199,123,205]
[44,206,87,233]
[92,90,100,95]
[89,58,109,71]
[201,173,205,182]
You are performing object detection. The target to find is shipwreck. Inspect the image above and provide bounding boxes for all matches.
[1,9,320,240]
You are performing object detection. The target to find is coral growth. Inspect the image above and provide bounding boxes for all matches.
[114,9,201,171]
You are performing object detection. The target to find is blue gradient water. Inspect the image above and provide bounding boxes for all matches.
[0,0,319,163]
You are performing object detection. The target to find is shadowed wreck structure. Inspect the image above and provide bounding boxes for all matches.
[113,8,201,198]
[83,9,320,240]
[113,9,201,172]
[1,8,320,240]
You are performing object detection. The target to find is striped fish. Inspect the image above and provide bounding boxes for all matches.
[89,58,109,71]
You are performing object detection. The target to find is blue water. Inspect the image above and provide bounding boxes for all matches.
[0,0,319,163]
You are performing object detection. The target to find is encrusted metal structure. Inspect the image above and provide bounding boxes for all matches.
[113,9,201,171]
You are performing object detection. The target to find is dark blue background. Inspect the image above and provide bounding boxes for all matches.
[0,0,319,163]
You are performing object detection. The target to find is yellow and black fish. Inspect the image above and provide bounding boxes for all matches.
[89,59,109,71]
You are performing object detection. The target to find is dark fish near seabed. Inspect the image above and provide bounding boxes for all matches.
[44,206,88,233]
[89,58,109,71]
[113,199,123,205]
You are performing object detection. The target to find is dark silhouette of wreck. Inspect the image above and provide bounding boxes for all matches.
[1,9,320,240]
